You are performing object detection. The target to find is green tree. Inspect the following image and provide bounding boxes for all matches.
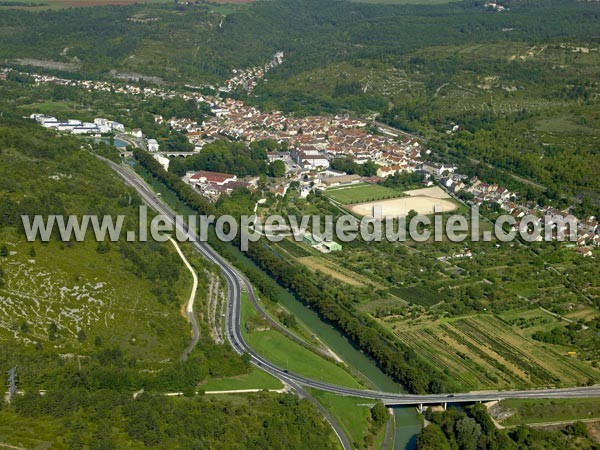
[568,421,589,438]
[241,352,251,365]
[48,321,58,341]
[455,417,481,450]
[166,131,194,153]
[89,421,116,450]
[371,401,388,427]
[169,158,187,177]
[270,159,286,177]
[469,403,495,435]
[416,423,450,450]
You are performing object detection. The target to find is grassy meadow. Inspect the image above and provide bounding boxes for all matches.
[495,398,600,426]
[240,292,363,389]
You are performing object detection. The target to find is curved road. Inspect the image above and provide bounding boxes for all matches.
[169,237,200,361]
[100,157,600,417]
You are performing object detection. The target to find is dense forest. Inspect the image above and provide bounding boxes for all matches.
[169,139,269,177]
[9,389,338,449]
[1,1,598,84]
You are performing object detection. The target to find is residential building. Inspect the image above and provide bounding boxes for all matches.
[147,139,160,152]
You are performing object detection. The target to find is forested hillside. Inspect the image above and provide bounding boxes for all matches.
[1,0,597,208]
[1,0,598,83]
[0,114,338,449]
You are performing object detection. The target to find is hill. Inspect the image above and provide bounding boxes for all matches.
[0,115,338,449]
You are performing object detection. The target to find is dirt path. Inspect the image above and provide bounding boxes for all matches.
[170,239,200,361]
[0,444,27,450]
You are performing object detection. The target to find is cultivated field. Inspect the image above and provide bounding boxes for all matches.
[389,285,439,307]
[298,256,367,286]
[0,0,171,8]
[388,314,599,390]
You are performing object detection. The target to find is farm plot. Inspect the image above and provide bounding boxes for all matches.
[390,286,439,307]
[298,256,368,286]
[391,314,599,390]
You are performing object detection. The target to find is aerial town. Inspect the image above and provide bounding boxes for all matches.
[1,3,599,448]
[22,52,598,256]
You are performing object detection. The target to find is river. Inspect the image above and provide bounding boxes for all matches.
[277,289,421,450]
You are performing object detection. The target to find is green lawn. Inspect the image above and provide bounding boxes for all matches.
[499,398,600,426]
[309,389,381,449]
[535,116,597,136]
[324,183,403,204]
[19,101,76,114]
[201,369,283,391]
[240,293,363,389]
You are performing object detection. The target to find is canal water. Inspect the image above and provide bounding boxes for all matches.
[224,244,422,450]
[135,164,422,449]
[274,289,421,450]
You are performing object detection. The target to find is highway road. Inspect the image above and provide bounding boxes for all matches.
[99,156,600,409]
[98,156,354,448]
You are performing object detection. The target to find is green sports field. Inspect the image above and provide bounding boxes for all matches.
[324,183,403,204]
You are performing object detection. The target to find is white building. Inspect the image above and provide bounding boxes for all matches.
[147,139,160,152]
[94,118,112,133]
[72,124,100,135]
[299,154,330,170]
[153,154,170,171]
[211,108,230,117]
[111,121,125,132]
